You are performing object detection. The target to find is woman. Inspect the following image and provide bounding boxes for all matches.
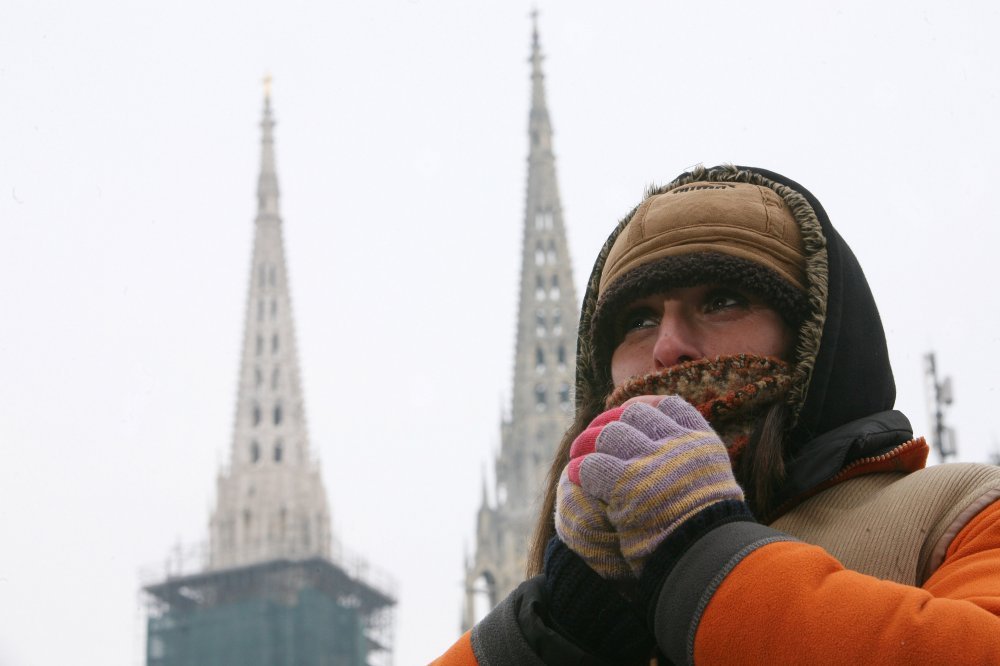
[435,165,1000,665]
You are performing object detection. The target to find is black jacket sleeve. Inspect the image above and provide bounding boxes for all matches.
[469,539,653,665]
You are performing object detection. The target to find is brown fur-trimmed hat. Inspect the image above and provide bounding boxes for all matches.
[589,252,809,383]
[599,181,807,294]
[579,170,829,427]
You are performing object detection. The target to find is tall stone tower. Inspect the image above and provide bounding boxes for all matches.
[207,82,332,570]
[145,84,394,666]
[463,16,579,628]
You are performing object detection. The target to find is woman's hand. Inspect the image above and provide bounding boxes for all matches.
[567,395,744,576]
[555,405,634,580]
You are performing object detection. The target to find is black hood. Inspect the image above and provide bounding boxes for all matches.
[573,165,907,488]
[743,167,897,445]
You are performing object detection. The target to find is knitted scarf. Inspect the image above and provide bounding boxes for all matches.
[604,355,792,463]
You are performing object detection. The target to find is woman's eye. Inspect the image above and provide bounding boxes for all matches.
[704,289,748,313]
[619,309,658,334]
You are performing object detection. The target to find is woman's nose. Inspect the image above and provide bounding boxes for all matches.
[652,312,701,369]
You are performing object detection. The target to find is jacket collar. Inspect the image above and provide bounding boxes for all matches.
[773,410,921,517]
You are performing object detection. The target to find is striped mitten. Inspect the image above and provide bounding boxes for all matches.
[555,406,633,580]
[572,396,744,576]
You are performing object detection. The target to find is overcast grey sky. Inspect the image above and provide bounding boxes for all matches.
[3,1,1000,664]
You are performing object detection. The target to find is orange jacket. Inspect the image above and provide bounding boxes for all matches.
[433,471,1000,665]
[694,498,1000,664]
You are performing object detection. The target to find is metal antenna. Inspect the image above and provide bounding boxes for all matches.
[924,352,957,462]
[988,435,1000,466]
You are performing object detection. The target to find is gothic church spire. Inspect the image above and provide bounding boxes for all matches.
[208,82,332,569]
[463,17,580,628]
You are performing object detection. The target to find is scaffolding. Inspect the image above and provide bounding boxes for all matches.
[144,555,395,666]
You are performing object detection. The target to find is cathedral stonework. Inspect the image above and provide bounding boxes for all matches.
[145,86,393,666]
[208,90,332,569]
[463,18,580,629]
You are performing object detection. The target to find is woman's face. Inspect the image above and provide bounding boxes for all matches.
[609,284,794,387]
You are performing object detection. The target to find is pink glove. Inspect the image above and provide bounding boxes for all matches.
[570,395,744,576]
[554,406,634,580]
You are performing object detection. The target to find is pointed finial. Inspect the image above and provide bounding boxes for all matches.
[530,7,539,44]
[257,76,279,216]
[262,73,273,101]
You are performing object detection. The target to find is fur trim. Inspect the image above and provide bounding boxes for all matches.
[575,165,828,431]
[604,354,793,466]
[589,252,808,385]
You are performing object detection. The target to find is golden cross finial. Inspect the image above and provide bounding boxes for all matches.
[263,73,273,100]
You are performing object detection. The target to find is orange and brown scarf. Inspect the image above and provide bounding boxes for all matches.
[605,354,792,463]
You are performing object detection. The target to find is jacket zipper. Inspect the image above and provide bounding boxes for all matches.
[768,438,928,521]
[824,437,926,485]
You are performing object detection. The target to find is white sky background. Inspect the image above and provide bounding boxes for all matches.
[2,0,1000,663]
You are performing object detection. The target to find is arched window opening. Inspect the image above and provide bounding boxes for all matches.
[272,334,279,354]
[252,404,261,426]
[535,310,546,337]
[547,240,557,263]
[535,243,545,266]
[274,439,284,463]
[552,310,562,336]
[534,210,554,230]
[274,404,283,426]
[254,367,262,387]
[471,572,498,625]
[535,275,545,301]
[557,344,567,370]
[559,384,572,411]
[535,347,545,373]
[550,274,560,300]
[270,299,277,319]
[271,367,280,390]
[535,384,547,411]
[250,440,260,463]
